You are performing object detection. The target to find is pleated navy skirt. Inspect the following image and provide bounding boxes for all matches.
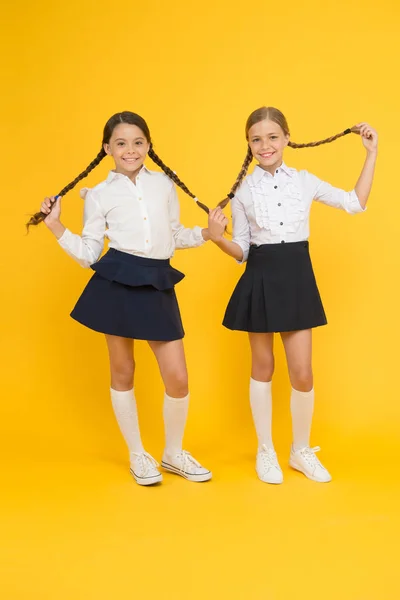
[71,249,185,341]
[223,241,327,333]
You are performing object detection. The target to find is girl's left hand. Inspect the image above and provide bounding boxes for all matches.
[208,207,229,241]
[356,122,378,153]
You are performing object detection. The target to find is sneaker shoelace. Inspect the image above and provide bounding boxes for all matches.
[132,451,160,477]
[299,446,323,469]
[259,445,280,470]
[178,450,202,474]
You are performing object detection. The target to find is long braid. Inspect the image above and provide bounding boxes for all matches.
[219,125,360,210]
[148,144,209,214]
[289,126,359,149]
[26,149,106,230]
[219,146,253,209]
[57,149,106,195]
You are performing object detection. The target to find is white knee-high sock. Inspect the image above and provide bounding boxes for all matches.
[163,392,189,456]
[110,388,144,462]
[290,387,315,451]
[250,378,273,451]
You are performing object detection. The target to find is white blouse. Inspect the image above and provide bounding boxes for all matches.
[58,166,205,268]
[232,162,365,262]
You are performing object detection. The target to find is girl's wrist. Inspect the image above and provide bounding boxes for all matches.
[210,233,224,243]
[202,228,210,241]
[45,217,61,229]
[46,219,65,239]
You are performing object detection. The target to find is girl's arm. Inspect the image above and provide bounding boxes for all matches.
[312,123,378,213]
[208,208,243,260]
[41,191,106,268]
[208,194,250,262]
[353,123,378,209]
[168,184,209,248]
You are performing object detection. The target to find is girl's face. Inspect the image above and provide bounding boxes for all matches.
[104,123,150,177]
[247,119,289,174]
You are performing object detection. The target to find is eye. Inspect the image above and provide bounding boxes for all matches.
[270,136,278,140]
[136,141,143,145]
[117,142,125,146]
[252,138,260,142]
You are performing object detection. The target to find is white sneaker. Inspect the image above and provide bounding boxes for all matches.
[256,445,283,484]
[130,451,163,486]
[161,450,212,482]
[289,446,332,482]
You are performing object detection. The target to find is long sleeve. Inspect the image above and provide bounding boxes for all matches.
[57,189,106,268]
[231,193,251,263]
[308,173,365,214]
[168,184,205,249]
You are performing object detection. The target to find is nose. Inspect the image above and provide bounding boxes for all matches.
[260,141,270,151]
[125,143,137,154]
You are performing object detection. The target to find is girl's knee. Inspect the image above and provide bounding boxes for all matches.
[111,359,135,389]
[252,355,275,382]
[290,367,313,392]
[166,368,189,397]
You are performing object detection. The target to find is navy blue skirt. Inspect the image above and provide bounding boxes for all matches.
[223,241,327,333]
[70,249,185,341]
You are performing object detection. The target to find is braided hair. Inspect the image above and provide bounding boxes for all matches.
[219,106,360,209]
[147,145,209,214]
[26,111,209,230]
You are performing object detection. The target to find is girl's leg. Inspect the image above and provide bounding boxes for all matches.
[248,333,282,484]
[105,334,162,485]
[249,333,275,448]
[280,329,314,450]
[106,334,136,392]
[280,329,331,482]
[148,339,211,482]
[148,339,188,457]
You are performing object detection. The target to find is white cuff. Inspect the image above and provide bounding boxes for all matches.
[57,228,73,247]
[193,225,206,245]
[233,240,249,264]
[349,190,367,214]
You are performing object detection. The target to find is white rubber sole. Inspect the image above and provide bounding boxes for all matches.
[289,459,332,483]
[129,468,163,486]
[256,469,283,484]
[161,461,212,482]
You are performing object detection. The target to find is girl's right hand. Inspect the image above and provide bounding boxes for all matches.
[41,196,61,225]
[208,207,229,241]
[356,122,378,154]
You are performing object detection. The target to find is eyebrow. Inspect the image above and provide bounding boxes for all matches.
[251,133,278,137]
[114,137,145,142]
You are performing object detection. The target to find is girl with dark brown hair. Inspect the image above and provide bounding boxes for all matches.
[208,107,377,484]
[28,111,212,486]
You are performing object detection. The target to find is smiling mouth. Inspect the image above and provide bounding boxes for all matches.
[259,152,275,159]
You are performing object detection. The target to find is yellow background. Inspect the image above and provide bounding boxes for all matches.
[1,0,399,598]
